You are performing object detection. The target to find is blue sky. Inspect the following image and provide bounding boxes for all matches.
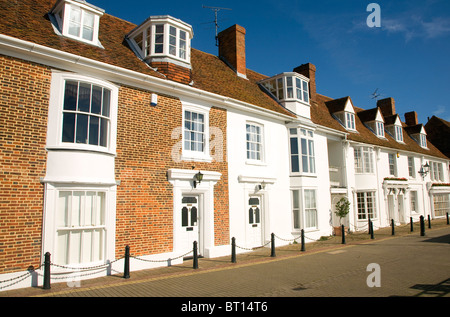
[94,0,450,124]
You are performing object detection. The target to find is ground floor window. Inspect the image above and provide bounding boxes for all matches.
[433,193,449,217]
[292,189,318,229]
[56,190,106,265]
[357,191,376,220]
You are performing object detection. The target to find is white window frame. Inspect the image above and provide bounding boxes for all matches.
[345,112,356,130]
[181,103,211,162]
[292,188,318,231]
[410,190,418,213]
[52,0,103,47]
[408,156,416,178]
[433,194,450,217]
[42,183,116,270]
[356,191,377,220]
[430,161,444,181]
[376,121,385,138]
[388,153,397,176]
[395,125,404,142]
[419,134,427,148]
[47,71,118,155]
[260,74,310,104]
[246,122,264,162]
[354,146,374,174]
[289,128,316,175]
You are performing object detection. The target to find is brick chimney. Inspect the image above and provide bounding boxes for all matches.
[293,63,316,102]
[377,98,396,116]
[405,111,419,126]
[218,25,247,78]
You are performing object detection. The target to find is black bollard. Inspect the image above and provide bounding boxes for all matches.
[410,217,414,232]
[193,241,199,269]
[368,217,371,235]
[391,219,395,236]
[428,215,431,229]
[420,215,425,236]
[370,220,374,239]
[231,237,236,263]
[341,224,346,244]
[43,252,51,290]
[447,212,449,225]
[271,233,276,257]
[123,245,130,279]
[301,229,305,252]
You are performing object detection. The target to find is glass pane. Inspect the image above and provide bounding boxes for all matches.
[62,113,75,143]
[290,137,298,155]
[91,86,102,114]
[181,207,188,227]
[99,118,108,147]
[102,89,110,117]
[64,81,78,111]
[191,207,197,226]
[57,231,69,264]
[89,116,99,145]
[248,208,254,224]
[255,207,260,223]
[78,83,91,112]
[291,156,299,173]
[76,114,88,144]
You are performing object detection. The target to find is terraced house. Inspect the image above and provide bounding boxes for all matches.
[0,0,449,291]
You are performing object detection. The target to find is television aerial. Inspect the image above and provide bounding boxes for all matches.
[370,88,382,101]
[202,5,232,46]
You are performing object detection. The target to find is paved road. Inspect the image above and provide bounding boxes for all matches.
[28,226,450,300]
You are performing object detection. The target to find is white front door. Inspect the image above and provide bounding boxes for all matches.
[180,196,200,255]
[247,196,263,247]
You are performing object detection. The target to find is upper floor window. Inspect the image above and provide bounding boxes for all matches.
[181,103,211,162]
[408,156,415,178]
[62,80,110,147]
[388,153,397,176]
[51,0,104,46]
[260,73,310,104]
[419,134,427,148]
[430,161,444,181]
[334,111,356,131]
[395,125,403,142]
[47,72,118,154]
[246,123,264,161]
[376,121,385,137]
[289,128,315,174]
[128,16,193,66]
[354,147,374,174]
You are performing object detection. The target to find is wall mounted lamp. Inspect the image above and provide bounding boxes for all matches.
[193,171,203,188]
[418,162,430,178]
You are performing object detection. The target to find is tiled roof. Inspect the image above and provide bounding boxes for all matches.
[0,0,447,160]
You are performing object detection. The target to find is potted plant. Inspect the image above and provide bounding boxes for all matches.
[334,197,350,236]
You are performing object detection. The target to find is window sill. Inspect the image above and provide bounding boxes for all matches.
[46,145,116,156]
[290,172,317,178]
[245,160,267,166]
[181,153,212,163]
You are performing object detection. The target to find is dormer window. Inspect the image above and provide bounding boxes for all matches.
[260,73,309,104]
[419,134,427,148]
[376,121,385,137]
[50,0,104,46]
[395,125,403,142]
[128,16,193,67]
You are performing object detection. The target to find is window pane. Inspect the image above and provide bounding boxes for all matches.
[82,11,94,41]
[102,89,110,117]
[99,118,108,147]
[89,116,99,145]
[68,7,81,37]
[76,114,88,144]
[91,86,102,114]
[62,112,75,143]
[64,81,78,110]
[78,83,91,112]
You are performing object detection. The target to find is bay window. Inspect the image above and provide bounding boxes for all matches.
[357,192,376,220]
[292,189,318,230]
[354,147,374,174]
[289,128,315,174]
[260,73,310,104]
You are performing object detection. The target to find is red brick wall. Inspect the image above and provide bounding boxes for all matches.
[0,55,50,273]
[114,86,229,258]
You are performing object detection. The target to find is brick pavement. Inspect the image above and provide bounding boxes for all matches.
[1,218,449,298]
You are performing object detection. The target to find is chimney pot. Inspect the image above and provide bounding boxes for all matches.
[218,24,246,78]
